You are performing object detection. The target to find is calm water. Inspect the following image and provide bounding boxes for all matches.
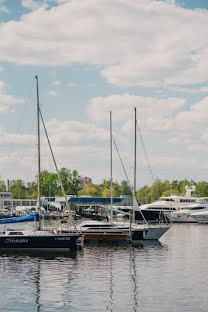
[0,223,208,312]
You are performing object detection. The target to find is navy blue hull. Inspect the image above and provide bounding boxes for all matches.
[135,210,170,222]
[0,234,80,250]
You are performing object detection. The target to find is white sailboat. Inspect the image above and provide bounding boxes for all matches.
[0,76,80,250]
[59,109,169,241]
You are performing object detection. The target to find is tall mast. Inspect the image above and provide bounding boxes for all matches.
[35,75,41,230]
[133,107,137,223]
[110,111,113,220]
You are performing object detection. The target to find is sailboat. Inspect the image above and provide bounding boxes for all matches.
[0,76,80,250]
[59,109,169,241]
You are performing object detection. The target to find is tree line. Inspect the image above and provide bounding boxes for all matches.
[1,168,208,203]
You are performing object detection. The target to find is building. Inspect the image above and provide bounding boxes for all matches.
[41,194,133,213]
[0,191,37,211]
[79,176,92,188]
[0,191,13,210]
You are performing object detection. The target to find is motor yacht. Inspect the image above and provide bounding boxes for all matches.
[190,209,208,223]
[136,186,208,222]
[169,202,208,223]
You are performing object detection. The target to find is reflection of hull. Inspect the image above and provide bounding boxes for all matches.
[0,234,80,250]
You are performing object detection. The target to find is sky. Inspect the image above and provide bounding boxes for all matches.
[1,0,208,188]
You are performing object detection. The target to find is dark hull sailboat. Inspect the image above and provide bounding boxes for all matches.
[0,232,80,250]
[0,76,80,251]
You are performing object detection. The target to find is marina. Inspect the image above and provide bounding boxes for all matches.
[1,0,208,311]
[0,223,208,312]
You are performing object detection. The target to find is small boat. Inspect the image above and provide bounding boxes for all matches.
[0,76,80,251]
[59,109,169,242]
[169,202,208,223]
[190,208,208,223]
[58,219,169,242]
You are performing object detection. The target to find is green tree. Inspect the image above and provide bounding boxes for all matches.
[78,183,101,197]
[196,181,208,197]
[0,180,6,192]
[34,170,59,197]
[161,189,180,197]
[59,168,72,193]
[120,180,132,196]
[102,187,119,197]
[10,179,26,199]
[68,169,81,195]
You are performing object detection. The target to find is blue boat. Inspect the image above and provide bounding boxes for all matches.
[0,213,39,224]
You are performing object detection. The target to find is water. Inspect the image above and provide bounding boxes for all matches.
[0,223,208,312]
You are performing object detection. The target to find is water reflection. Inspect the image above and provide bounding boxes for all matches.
[129,247,139,312]
[4,225,208,311]
[35,259,41,312]
[0,251,79,312]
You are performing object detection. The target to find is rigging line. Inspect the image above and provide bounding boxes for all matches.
[112,136,133,193]
[113,135,148,225]
[39,108,77,231]
[136,120,160,200]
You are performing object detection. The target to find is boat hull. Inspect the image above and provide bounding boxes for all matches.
[0,234,80,250]
[135,210,170,222]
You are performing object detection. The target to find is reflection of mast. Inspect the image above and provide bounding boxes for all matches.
[129,247,139,311]
[35,259,41,312]
[106,251,114,311]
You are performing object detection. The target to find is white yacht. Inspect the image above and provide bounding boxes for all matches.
[190,209,208,223]
[136,186,208,222]
[169,202,208,223]
[58,219,169,241]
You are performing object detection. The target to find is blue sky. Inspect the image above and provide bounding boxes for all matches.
[1,0,208,188]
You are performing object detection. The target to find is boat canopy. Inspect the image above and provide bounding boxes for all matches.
[0,213,39,224]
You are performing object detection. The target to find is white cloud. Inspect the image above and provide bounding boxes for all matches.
[168,85,208,94]
[48,90,57,96]
[52,80,61,86]
[45,118,109,145]
[0,0,9,13]
[0,81,24,113]
[21,0,48,10]
[0,0,207,87]
[67,82,78,88]
[88,93,186,124]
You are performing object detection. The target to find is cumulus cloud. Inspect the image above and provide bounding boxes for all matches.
[21,0,49,10]
[52,80,61,86]
[0,0,207,88]
[88,93,186,124]
[0,0,9,13]
[45,118,109,145]
[48,90,57,96]
[0,80,24,113]
[168,85,208,94]
[67,82,78,88]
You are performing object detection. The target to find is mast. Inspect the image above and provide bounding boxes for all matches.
[133,107,137,223]
[39,109,77,230]
[35,75,41,230]
[110,111,113,220]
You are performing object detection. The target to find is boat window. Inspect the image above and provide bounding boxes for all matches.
[187,206,205,210]
[8,232,24,235]
[82,224,113,228]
